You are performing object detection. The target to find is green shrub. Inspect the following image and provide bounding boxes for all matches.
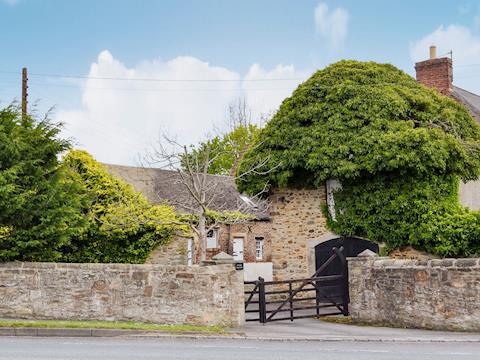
[238,60,480,257]
[62,150,181,263]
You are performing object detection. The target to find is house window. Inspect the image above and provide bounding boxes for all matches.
[187,238,193,266]
[206,229,218,249]
[255,237,264,260]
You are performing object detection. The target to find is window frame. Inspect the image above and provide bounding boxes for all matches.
[255,236,264,260]
[206,229,218,249]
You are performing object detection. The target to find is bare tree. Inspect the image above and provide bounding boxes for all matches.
[227,97,253,130]
[144,134,273,262]
[219,97,273,176]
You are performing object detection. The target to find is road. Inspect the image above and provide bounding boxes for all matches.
[0,337,479,360]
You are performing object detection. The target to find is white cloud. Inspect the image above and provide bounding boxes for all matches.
[243,64,310,121]
[56,51,307,165]
[314,2,349,49]
[410,25,480,94]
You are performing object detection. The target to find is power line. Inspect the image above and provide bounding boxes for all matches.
[0,70,304,82]
[1,61,480,83]
[2,79,446,93]
[456,63,480,68]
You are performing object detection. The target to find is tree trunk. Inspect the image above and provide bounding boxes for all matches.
[198,212,207,262]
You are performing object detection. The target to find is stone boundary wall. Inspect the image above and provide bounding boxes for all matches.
[349,256,480,331]
[0,262,244,328]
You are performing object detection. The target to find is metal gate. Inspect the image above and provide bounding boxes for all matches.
[245,247,348,323]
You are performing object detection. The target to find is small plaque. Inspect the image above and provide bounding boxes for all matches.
[235,262,244,271]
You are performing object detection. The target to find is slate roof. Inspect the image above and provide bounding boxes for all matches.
[451,86,480,123]
[104,164,269,220]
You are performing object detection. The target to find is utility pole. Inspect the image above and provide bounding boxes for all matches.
[21,67,28,121]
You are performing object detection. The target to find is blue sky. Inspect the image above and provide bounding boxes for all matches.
[1,0,480,164]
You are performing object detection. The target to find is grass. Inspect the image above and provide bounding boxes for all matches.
[0,319,224,333]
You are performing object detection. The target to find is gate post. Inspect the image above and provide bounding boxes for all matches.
[258,277,266,324]
[333,247,349,316]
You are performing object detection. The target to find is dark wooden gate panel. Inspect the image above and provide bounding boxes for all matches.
[314,237,378,302]
[245,247,349,323]
[315,237,379,274]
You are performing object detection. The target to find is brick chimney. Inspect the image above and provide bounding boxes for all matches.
[415,45,453,95]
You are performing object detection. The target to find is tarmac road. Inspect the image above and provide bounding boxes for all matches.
[0,337,479,360]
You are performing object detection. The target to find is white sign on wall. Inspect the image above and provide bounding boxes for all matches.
[326,179,342,221]
[243,262,273,282]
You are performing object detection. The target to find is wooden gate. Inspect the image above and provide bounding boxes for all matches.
[314,237,378,302]
[245,247,348,323]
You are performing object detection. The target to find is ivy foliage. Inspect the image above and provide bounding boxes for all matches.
[62,150,180,263]
[237,61,480,256]
[328,174,480,256]
[0,106,86,261]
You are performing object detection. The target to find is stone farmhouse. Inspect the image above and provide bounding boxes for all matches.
[106,163,329,282]
[106,45,480,283]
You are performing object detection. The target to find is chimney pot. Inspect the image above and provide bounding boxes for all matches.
[429,45,437,59]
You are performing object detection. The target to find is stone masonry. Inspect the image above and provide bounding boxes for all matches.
[349,256,480,331]
[0,262,244,327]
[145,235,189,265]
[269,188,329,281]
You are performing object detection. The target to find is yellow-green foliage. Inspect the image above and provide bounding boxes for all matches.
[62,150,180,263]
[205,209,255,223]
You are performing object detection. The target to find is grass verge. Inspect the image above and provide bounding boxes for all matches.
[0,319,224,333]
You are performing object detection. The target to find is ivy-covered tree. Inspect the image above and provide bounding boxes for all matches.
[62,150,180,263]
[0,106,86,261]
[237,60,480,257]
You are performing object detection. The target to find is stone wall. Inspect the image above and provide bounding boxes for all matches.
[146,235,189,265]
[0,262,244,328]
[269,187,328,281]
[349,256,480,331]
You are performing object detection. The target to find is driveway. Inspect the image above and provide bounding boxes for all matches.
[245,317,480,342]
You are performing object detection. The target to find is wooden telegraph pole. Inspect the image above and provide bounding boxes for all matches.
[21,67,28,121]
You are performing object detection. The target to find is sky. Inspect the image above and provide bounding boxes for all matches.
[1,0,480,165]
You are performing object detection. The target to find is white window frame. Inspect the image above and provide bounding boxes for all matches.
[206,229,218,249]
[187,238,193,266]
[255,237,264,260]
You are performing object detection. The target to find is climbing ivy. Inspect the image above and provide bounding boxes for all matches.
[237,61,480,256]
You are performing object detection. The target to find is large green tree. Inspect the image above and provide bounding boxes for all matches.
[238,60,480,256]
[0,106,86,261]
